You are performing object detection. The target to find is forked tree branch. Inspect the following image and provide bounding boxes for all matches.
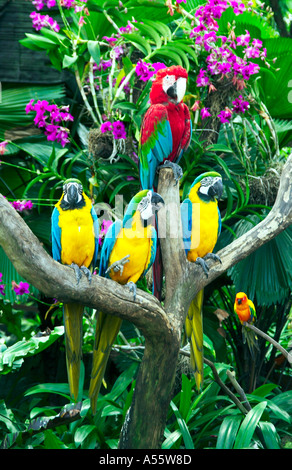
[0,154,291,448]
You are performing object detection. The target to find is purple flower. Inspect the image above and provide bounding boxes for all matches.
[12,281,30,296]
[103,36,118,47]
[100,121,113,133]
[112,121,126,140]
[236,31,250,47]
[218,108,232,123]
[232,95,249,113]
[151,62,167,72]
[10,200,33,212]
[218,62,232,75]
[0,141,8,155]
[0,283,5,296]
[196,69,210,87]
[135,60,153,81]
[98,220,113,246]
[30,12,60,33]
[201,107,211,119]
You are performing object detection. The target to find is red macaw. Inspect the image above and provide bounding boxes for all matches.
[139,65,192,299]
[234,292,259,359]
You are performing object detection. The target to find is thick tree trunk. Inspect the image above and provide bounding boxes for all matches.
[0,154,291,448]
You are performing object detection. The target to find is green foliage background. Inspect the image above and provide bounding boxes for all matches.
[0,0,291,449]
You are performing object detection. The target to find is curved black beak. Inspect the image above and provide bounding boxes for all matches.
[166,81,177,101]
[151,192,165,212]
[237,298,242,305]
[208,177,223,200]
[67,183,79,204]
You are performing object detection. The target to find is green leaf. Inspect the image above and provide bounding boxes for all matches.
[134,22,162,49]
[258,422,280,449]
[233,401,268,448]
[87,40,100,64]
[121,33,152,56]
[169,401,194,449]
[22,33,57,51]
[24,382,71,400]
[216,415,242,449]
[74,425,97,448]
[44,429,68,449]
[62,54,79,68]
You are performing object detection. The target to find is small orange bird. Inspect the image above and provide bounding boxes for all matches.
[234,292,259,358]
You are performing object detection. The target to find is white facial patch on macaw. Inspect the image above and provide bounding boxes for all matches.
[198,177,213,196]
[176,77,187,103]
[138,190,153,220]
[162,74,176,95]
[63,182,83,203]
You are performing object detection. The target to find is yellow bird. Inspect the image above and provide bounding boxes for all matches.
[51,178,99,401]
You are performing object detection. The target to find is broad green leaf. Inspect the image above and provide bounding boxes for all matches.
[22,33,57,51]
[88,40,100,64]
[74,425,97,448]
[25,382,71,400]
[44,429,68,449]
[216,415,242,449]
[169,401,194,449]
[162,429,182,449]
[179,374,192,421]
[135,22,162,49]
[62,54,79,68]
[233,401,268,448]
[121,33,152,56]
[258,421,280,449]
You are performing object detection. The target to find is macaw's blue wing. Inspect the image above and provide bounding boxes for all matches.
[139,104,173,190]
[217,206,222,238]
[181,197,193,255]
[91,206,99,270]
[143,226,157,277]
[51,206,61,262]
[99,220,122,277]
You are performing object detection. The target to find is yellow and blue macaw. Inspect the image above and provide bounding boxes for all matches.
[51,178,99,401]
[181,172,223,390]
[234,292,259,359]
[89,189,164,414]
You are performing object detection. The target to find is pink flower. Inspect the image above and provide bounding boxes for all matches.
[191,100,201,111]
[236,31,250,47]
[112,121,126,140]
[201,107,211,119]
[218,108,232,123]
[232,95,249,113]
[12,281,30,296]
[197,69,210,87]
[98,220,113,246]
[135,60,153,81]
[103,36,118,47]
[0,283,5,296]
[0,141,8,155]
[100,121,113,133]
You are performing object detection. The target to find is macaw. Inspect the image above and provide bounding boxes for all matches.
[89,189,164,414]
[234,292,259,359]
[181,172,223,390]
[139,65,192,300]
[51,178,99,401]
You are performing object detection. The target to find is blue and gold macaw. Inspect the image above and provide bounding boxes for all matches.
[51,178,99,401]
[181,172,223,390]
[89,189,164,414]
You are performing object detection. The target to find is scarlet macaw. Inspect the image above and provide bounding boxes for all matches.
[89,189,164,414]
[181,172,223,390]
[139,65,192,299]
[51,178,99,401]
[234,292,259,358]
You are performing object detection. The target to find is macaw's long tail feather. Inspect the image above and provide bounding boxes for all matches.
[152,214,163,300]
[242,326,259,360]
[185,289,204,391]
[89,311,122,415]
[63,303,84,402]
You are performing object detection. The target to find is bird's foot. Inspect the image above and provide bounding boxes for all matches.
[195,257,209,278]
[158,161,183,185]
[80,266,92,283]
[69,263,83,284]
[105,254,130,276]
[127,281,137,301]
[204,253,222,264]
[195,253,222,278]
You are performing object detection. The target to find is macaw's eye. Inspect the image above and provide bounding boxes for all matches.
[63,184,67,194]
[78,184,83,194]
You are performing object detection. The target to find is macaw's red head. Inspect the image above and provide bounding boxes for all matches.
[150,65,188,105]
[235,292,248,308]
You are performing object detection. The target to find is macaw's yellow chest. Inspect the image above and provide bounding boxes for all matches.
[187,187,219,263]
[109,212,153,285]
[57,202,95,268]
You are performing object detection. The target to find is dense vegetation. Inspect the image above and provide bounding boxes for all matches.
[0,0,291,449]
